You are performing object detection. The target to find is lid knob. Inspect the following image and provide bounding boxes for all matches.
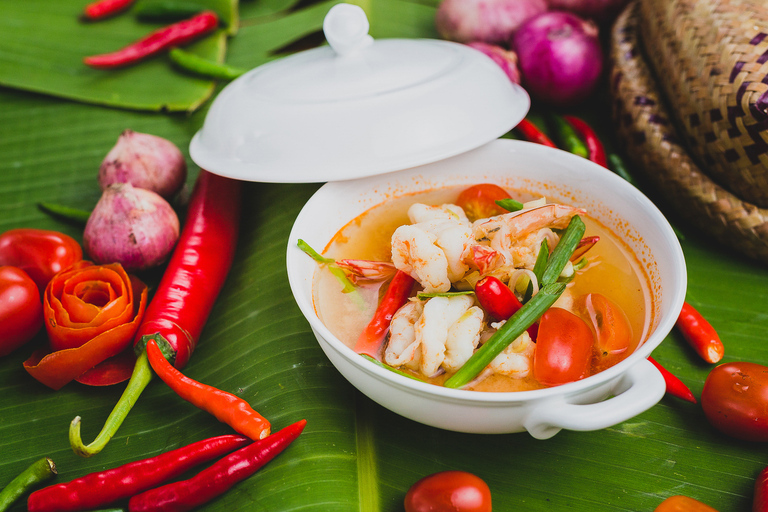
[323,3,373,56]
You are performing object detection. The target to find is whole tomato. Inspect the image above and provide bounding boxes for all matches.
[0,228,83,291]
[0,266,44,356]
[455,183,512,221]
[701,361,768,442]
[533,307,594,386]
[404,471,492,512]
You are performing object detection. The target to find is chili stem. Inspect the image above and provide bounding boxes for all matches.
[0,458,56,512]
[541,215,585,285]
[169,47,246,80]
[69,350,154,457]
[445,282,566,389]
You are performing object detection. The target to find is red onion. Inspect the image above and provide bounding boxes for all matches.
[84,183,180,271]
[435,0,547,45]
[546,0,630,23]
[467,42,521,84]
[99,130,187,199]
[512,11,603,106]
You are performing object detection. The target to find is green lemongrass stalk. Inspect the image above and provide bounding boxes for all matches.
[444,282,566,389]
[540,215,585,285]
[495,198,524,212]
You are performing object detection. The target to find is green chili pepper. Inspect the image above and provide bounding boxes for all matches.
[540,215,585,285]
[169,48,245,80]
[0,457,57,512]
[607,153,639,187]
[444,282,566,389]
[549,114,589,158]
[37,202,91,224]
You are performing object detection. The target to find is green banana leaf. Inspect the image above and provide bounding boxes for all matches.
[2,0,768,511]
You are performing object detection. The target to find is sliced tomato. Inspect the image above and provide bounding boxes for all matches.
[455,184,511,221]
[533,307,594,386]
[577,293,634,356]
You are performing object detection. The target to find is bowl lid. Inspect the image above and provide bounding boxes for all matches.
[189,3,530,183]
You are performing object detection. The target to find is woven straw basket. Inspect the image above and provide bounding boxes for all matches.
[609,0,768,262]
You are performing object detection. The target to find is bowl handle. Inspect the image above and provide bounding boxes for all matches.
[522,358,666,440]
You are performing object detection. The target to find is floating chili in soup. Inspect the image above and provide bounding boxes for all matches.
[310,184,651,392]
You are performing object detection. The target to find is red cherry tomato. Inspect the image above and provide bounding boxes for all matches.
[0,228,83,291]
[0,266,44,356]
[701,361,768,442]
[533,307,594,386]
[577,293,635,356]
[455,184,511,221]
[404,471,492,512]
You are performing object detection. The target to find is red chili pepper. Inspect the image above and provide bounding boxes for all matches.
[146,338,271,440]
[353,270,415,358]
[27,434,248,512]
[69,170,242,457]
[514,119,557,148]
[128,419,307,512]
[753,465,768,512]
[474,275,538,339]
[675,302,724,364]
[648,356,697,404]
[82,0,135,20]
[562,115,608,167]
[84,11,219,68]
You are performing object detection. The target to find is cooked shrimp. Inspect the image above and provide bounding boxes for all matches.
[384,295,485,377]
[488,329,535,378]
[391,203,473,293]
[472,204,585,270]
[384,300,424,371]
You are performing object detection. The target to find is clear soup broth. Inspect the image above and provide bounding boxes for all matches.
[313,185,652,392]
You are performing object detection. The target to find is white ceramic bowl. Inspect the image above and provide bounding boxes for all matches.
[287,139,686,439]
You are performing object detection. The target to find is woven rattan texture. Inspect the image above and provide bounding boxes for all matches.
[609,2,768,263]
[636,0,768,207]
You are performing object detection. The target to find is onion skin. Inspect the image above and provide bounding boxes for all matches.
[99,129,187,199]
[512,11,603,106]
[435,0,547,45]
[467,42,521,84]
[84,183,180,271]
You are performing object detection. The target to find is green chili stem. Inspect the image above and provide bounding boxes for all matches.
[540,215,585,285]
[69,350,154,457]
[495,198,524,212]
[445,282,566,389]
[37,202,91,224]
[549,114,589,158]
[169,48,245,80]
[362,355,424,381]
[0,457,57,512]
